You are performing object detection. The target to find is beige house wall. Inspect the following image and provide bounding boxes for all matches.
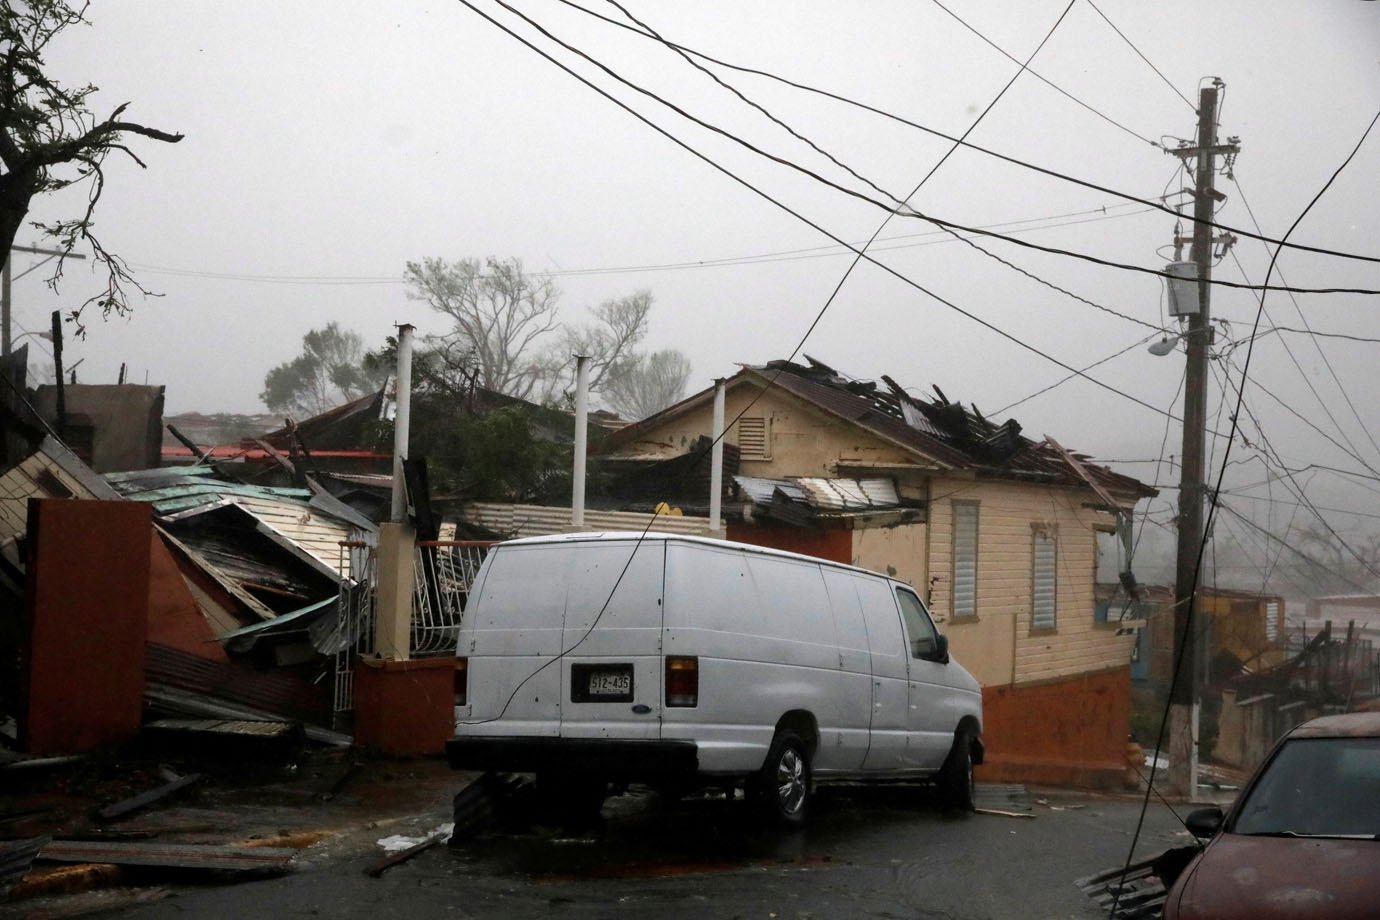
[617,383,925,478]
[850,523,928,597]
[926,475,1134,688]
[611,382,1137,693]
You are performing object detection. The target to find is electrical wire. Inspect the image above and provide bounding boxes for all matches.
[1230,174,1380,463]
[926,0,1161,147]
[1081,0,1196,110]
[1115,103,1380,920]
[597,0,1162,334]
[554,0,1380,268]
[457,0,1194,427]
[500,0,1379,298]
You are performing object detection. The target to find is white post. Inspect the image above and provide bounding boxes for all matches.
[390,324,414,524]
[571,354,589,530]
[710,378,725,535]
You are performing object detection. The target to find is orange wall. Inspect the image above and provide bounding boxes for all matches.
[726,522,852,563]
[353,657,457,756]
[22,500,152,754]
[146,533,228,663]
[978,665,1131,789]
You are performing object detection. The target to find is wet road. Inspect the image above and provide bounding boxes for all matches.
[108,785,1192,919]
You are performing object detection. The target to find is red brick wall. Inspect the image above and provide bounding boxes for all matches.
[977,665,1131,789]
[726,523,852,564]
[22,500,152,754]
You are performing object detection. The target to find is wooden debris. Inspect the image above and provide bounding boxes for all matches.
[364,830,447,878]
[38,841,297,875]
[236,830,335,850]
[94,773,204,823]
[8,863,124,900]
[974,807,1037,819]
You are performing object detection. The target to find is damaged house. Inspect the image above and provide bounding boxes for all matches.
[591,357,1157,788]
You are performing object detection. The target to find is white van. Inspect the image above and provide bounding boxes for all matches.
[446,532,983,824]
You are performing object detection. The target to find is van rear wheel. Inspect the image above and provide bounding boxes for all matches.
[753,730,811,827]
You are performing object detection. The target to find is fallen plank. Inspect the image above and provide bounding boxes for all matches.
[38,841,297,875]
[364,831,447,878]
[95,773,204,822]
[974,807,1036,819]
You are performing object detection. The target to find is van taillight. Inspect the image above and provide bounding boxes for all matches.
[454,658,468,706]
[665,656,698,707]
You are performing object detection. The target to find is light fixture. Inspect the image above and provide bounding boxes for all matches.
[1148,335,1181,357]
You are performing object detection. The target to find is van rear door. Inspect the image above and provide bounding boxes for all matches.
[557,539,666,741]
[458,543,568,736]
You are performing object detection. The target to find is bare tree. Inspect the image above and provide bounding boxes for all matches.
[405,257,664,408]
[543,290,652,403]
[1,2,183,333]
[603,348,692,420]
[404,256,560,402]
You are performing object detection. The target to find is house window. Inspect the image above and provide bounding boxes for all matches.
[951,501,978,619]
[1031,526,1057,631]
[1265,601,1280,642]
[737,416,770,460]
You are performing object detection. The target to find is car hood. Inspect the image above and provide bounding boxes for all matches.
[1169,833,1380,920]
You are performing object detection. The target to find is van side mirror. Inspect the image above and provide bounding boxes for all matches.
[929,634,950,664]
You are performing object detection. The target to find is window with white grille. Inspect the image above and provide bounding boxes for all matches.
[1265,601,1280,642]
[951,501,978,619]
[1031,527,1057,631]
[737,416,770,460]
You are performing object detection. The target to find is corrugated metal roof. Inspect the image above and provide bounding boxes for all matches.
[736,475,899,511]
[464,502,715,539]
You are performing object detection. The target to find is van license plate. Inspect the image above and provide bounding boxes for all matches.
[589,671,631,695]
[571,663,634,702]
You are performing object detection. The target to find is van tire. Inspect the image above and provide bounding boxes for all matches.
[536,772,607,828]
[939,728,976,812]
[753,730,811,827]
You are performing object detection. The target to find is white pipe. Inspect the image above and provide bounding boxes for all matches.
[710,378,725,533]
[390,324,414,523]
[571,354,589,530]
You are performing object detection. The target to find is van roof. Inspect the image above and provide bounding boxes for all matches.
[496,530,913,588]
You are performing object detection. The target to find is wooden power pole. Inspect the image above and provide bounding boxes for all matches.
[1165,81,1240,796]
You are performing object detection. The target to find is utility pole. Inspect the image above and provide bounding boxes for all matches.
[1164,80,1239,797]
[1,243,85,358]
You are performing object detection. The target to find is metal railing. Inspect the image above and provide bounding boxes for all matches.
[412,541,496,656]
[332,538,495,722]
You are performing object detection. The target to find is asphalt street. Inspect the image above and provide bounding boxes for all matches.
[93,784,1193,920]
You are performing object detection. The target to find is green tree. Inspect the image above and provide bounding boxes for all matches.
[260,322,383,417]
[1,2,183,332]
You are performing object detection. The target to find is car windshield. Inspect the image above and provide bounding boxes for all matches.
[1232,736,1380,838]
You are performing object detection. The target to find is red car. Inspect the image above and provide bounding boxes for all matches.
[1164,711,1380,919]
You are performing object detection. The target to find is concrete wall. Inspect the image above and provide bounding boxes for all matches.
[21,499,152,754]
[850,521,928,596]
[353,657,458,756]
[727,522,852,563]
[33,384,164,473]
[978,666,1131,788]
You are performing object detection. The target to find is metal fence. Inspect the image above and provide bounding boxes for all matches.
[332,538,495,724]
[412,541,495,656]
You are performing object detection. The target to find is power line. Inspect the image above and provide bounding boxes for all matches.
[1230,173,1380,464]
[554,0,1380,268]
[926,0,1159,147]
[460,0,1189,426]
[596,0,1160,335]
[1081,0,1196,110]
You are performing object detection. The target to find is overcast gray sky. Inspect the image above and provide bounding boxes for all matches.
[15,1,1380,592]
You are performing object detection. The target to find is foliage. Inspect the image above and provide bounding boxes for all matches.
[403,255,690,412]
[0,1,183,333]
[415,401,569,503]
[603,348,692,420]
[260,322,383,417]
